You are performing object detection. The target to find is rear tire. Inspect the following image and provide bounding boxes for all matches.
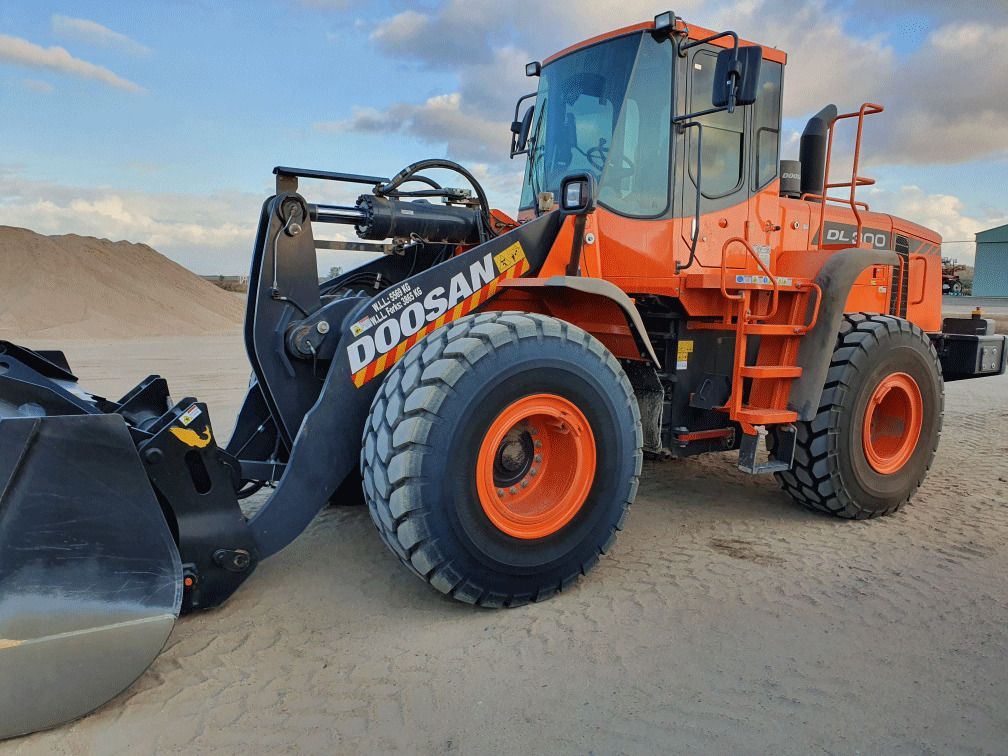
[775,313,943,519]
[361,312,642,606]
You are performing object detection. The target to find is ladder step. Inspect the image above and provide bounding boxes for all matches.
[735,407,798,425]
[738,425,796,475]
[742,324,807,336]
[739,365,802,379]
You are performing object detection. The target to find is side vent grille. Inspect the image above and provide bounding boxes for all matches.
[890,235,910,317]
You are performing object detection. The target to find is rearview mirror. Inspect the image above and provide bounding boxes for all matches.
[559,172,597,215]
[510,106,534,157]
[712,45,763,109]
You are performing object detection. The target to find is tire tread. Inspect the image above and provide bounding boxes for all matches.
[361,311,641,606]
[775,313,944,519]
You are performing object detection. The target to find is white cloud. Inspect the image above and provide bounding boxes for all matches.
[0,169,255,273]
[865,22,1008,165]
[21,78,54,93]
[0,33,143,93]
[51,15,151,56]
[316,91,509,163]
[358,0,1008,169]
[867,185,1008,263]
[0,169,386,275]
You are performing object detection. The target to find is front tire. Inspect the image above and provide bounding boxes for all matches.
[775,313,943,518]
[361,312,642,606]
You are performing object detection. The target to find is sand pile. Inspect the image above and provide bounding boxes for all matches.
[0,226,244,339]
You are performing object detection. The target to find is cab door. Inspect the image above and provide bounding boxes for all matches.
[679,45,752,270]
[748,59,785,272]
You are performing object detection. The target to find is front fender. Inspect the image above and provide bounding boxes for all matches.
[497,275,662,368]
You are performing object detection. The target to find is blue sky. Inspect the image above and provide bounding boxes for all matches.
[1,1,1005,272]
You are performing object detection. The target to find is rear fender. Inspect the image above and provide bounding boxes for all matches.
[789,248,900,420]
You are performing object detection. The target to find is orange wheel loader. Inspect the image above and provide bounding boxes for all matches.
[1,11,1005,738]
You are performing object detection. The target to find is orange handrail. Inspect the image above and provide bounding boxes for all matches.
[798,282,823,331]
[802,193,870,211]
[909,255,928,306]
[720,237,781,320]
[807,103,884,250]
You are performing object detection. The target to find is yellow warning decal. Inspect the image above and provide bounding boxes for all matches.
[494,242,526,274]
[676,340,694,370]
[170,425,213,448]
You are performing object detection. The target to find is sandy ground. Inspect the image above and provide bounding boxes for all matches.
[5,331,1008,754]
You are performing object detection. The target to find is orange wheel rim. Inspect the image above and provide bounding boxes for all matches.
[862,372,923,474]
[476,394,596,539]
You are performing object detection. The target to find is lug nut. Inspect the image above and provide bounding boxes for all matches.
[530,468,538,476]
[534,440,542,449]
[534,454,542,463]
[521,479,529,488]
[509,487,517,494]
[497,488,505,496]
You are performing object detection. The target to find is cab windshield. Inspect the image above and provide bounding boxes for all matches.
[520,32,673,217]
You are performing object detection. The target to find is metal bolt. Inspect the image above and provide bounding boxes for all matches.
[530,467,538,476]
[288,222,302,236]
[509,487,518,494]
[534,454,542,463]
[521,479,529,488]
[497,488,505,496]
[316,320,330,335]
[585,232,596,244]
[534,440,542,448]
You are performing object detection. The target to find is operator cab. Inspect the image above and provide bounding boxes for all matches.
[512,14,785,274]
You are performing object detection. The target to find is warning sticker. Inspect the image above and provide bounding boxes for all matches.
[350,314,373,337]
[677,340,694,371]
[179,404,202,426]
[735,274,773,286]
[494,242,526,274]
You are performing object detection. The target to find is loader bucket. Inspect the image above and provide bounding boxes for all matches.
[0,414,182,739]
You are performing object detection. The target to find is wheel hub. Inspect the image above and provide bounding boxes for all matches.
[862,372,923,474]
[493,430,534,486]
[476,394,596,539]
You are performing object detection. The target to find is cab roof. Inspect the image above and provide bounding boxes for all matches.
[543,18,788,67]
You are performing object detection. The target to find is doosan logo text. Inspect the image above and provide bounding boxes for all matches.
[347,254,497,373]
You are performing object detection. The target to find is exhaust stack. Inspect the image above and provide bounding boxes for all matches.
[799,105,838,199]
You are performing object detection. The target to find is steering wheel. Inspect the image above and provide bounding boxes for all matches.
[581,141,635,174]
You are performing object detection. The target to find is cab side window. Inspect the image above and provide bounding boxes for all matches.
[753,60,783,189]
[688,50,744,198]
